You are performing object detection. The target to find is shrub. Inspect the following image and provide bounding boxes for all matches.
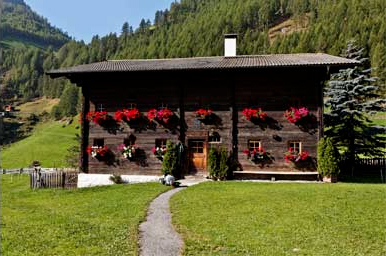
[208,147,218,178]
[317,137,340,176]
[109,174,125,184]
[218,148,229,180]
[161,140,178,177]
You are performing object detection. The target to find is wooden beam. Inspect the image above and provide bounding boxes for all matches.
[81,85,90,173]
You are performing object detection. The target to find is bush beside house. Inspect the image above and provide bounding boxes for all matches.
[317,137,340,182]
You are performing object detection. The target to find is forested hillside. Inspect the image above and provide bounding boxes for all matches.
[1,0,385,118]
[0,0,70,49]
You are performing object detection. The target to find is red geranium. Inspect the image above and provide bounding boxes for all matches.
[284,148,309,163]
[87,146,109,158]
[242,108,267,121]
[157,108,173,123]
[195,109,213,118]
[86,111,108,125]
[147,109,157,122]
[114,108,141,122]
[284,107,309,123]
[243,147,268,162]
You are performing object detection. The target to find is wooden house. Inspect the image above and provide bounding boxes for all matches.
[48,36,357,177]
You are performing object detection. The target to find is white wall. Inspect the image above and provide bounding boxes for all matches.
[78,173,161,188]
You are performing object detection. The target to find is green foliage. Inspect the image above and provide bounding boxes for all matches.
[171,182,386,255]
[0,0,70,49]
[1,175,169,255]
[317,137,340,176]
[208,148,218,178]
[207,147,230,180]
[1,118,80,168]
[218,148,229,180]
[325,42,386,168]
[2,0,386,114]
[161,140,179,177]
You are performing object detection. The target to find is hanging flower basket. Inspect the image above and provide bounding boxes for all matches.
[243,147,269,163]
[284,148,309,163]
[242,108,267,121]
[147,109,157,122]
[151,146,167,160]
[147,108,174,123]
[117,144,137,160]
[86,111,109,125]
[284,107,309,124]
[114,108,141,122]
[195,109,213,119]
[157,108,173,123]
[87,146,109,158]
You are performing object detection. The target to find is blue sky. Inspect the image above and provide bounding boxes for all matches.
[25,0,175,43]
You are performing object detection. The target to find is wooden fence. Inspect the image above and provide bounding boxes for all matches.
[340,158,386,181]
[30,171,78,189]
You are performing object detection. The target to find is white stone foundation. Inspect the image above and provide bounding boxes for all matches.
[78,173,161,188]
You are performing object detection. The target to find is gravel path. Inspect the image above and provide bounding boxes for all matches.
[139,187,186,256]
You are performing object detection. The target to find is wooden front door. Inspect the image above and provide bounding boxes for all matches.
[188,139,207,174]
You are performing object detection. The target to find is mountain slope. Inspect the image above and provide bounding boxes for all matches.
[0,0,70,50]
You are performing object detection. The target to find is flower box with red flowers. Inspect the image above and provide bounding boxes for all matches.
[157,108,173,123]
[151,146,167,160]
[284,148,309,163]
[117,144,137,160]
[87,146,109,159]
[242,108,267,121]
[243,147,268,163]
[284,107,309,124]
[86,111,109,125]
[195,109,213,119]
[114,108,141,122]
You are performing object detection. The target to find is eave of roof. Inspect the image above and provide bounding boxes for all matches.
[46,53,359,77]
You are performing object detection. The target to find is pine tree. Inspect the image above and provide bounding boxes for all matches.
[121,22,129,36]
[324,41,386,172]
[317,137,340,177]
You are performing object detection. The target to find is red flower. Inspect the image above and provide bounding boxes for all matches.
[86,146,92,154]
[242,108,267,121]
[147,109,157,122]
[157,108,173,123]
[86,111,108,125]
[195,109,213,118]
[284,107,309,123]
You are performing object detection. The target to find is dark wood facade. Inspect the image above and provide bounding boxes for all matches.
[67,66,328,175]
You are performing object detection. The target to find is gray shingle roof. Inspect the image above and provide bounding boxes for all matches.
[47,53,359,76]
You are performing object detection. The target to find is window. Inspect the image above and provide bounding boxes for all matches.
[189,140,204,153]
[248,140,261,151]
[155,139,167,148]
[288,141,302,153]
[93,138,104,147]
[208,132,221,143]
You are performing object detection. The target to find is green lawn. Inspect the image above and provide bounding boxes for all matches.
[1,119,79,168]
[171,182,386,256]
[1,175,169,256]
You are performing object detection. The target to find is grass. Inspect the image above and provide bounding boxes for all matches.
[16,97,60,118]
[1,175,170,256]
[170,182,386,256]
[1,118,79,168]
[370,111,386,126]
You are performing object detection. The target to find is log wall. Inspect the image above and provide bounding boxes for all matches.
[76,67,326,174]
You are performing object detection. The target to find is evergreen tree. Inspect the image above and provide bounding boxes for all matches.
[161,140,179,177]
[121,22,129,36]
[317,137,340,177]
[324,41,386,172]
